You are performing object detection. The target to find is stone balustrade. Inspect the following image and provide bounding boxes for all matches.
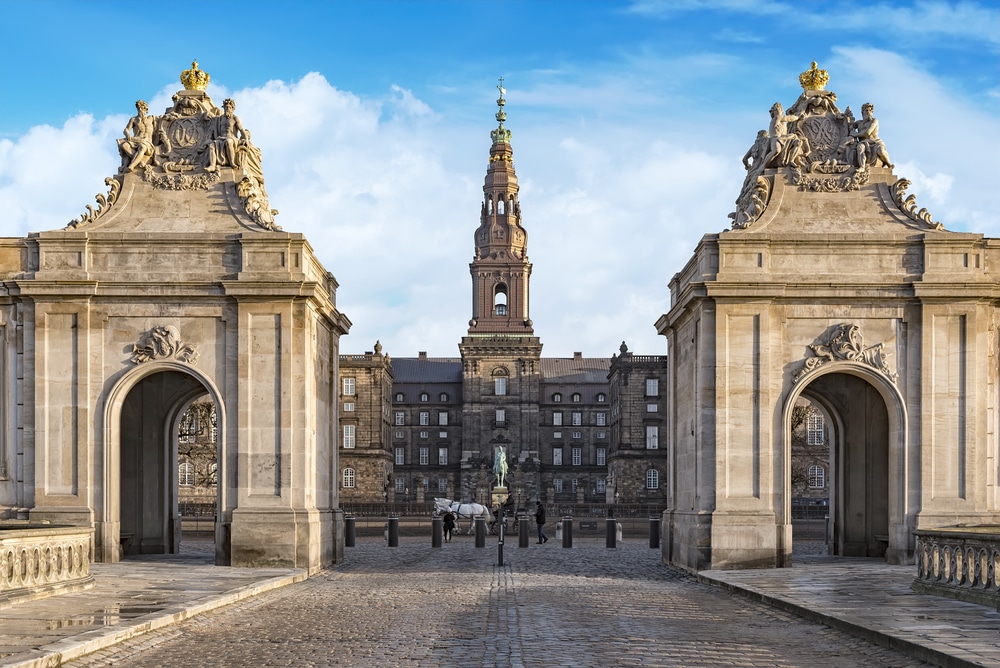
[0,523,94,606]
[912,526,1000,610]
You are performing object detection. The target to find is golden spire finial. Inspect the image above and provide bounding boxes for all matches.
[490,76,512,144]
[799,61,829,91]
[180,60,211,91]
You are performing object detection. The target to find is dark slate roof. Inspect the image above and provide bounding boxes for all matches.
[392,357,463,383]
[539,358,610,384]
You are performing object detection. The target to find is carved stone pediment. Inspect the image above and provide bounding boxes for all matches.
[794,323,896,384]
[131,325,199,365]
[67,62,280,232]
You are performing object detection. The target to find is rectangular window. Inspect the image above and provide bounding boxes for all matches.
[343,425,355,449]
[596,447,606,466]
[646,404,658,413]
[646,469,659,490]
[395,430,404,439]
[419,447,429,465]
[496,409,506,426]
[596,412,606,426]
[495,377,507,395]
[438,477,447,492]
[395,411,405,426]
[553,448,563,466]
[422,477,429,491]
[553,412,563,426]
[439,431,447,438]
[554,478,563,493]
[572,412,582,426]
[395,447,405,465]
[572,431,582,439]
[395,477,404,493]
[571,479,578,492]
[343,377,355,396]
[438,448,448,465]
[808,465,826,488]
[645,425,659,450]
[807,413,825,445]
[596,431,606,440]
[596,478,606,493]
[342,468,355,488]
[419,411,429,426]
[419,430,429,439]
[645,378,659,397]
[572,447,582,466]
[438,411,448,426]
[343,402,355,412]
[553,431,562,439]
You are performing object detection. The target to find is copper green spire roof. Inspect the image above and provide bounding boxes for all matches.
[490,76,512,144]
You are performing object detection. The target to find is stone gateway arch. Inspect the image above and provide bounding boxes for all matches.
[658,63,1000,571]
[0,63,351,571]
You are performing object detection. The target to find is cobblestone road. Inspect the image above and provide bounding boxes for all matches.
[68,537,930,668]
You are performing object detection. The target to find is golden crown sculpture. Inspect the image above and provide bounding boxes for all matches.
[180,61,210,91]
[799,61,829,91]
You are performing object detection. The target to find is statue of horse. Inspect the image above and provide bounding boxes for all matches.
[493,445,509,489]
[434,498,494,534]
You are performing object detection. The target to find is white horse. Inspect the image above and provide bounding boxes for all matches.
[434,498,494,534]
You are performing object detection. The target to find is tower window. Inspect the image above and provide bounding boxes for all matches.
[494,284,508,316]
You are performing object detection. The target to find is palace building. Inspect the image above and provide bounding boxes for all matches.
[338,85,669,509]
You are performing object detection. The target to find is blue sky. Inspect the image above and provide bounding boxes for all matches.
[2,0,998,357]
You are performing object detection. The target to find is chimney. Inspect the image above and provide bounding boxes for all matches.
[418,351,427,360]
[573,352,582,360]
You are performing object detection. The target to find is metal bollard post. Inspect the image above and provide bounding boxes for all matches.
[432,515,443,548]
[519,515,530,548]
[475,515,487,548]
[606,517,617,548]
[497,514,505,566]
[387,516,399,547]
[345,515,356,548]
[649,516,661,549]
[562,515,573,548]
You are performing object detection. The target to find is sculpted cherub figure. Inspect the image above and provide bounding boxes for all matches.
[117,100,156,173]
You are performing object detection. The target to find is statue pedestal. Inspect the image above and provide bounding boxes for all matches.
[491,486,508,510]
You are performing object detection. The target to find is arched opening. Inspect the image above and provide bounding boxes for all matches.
[110,365,226,564]
[788,367,900,560]
[494,284,508,316]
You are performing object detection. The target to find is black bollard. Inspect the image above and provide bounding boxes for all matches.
[475,515,487,548]
[497,515,504,566]
[606,517,617,548]
[649,516,661,549]
[345,515,356,548]
[387,516,399,547]
[562,515,573,548]
[519,515,530,548]
[432,516,443,548]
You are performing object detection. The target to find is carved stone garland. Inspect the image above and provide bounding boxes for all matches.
[131,325,199,365]
[794,323,897,383]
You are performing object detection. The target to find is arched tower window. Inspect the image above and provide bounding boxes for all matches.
[497,198,505,214]
[494,284,508,316]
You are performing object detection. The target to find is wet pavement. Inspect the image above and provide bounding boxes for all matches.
[0,535,997,667]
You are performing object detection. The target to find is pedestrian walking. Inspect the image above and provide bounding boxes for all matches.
[534,501,548,543]
[443,510,456,543]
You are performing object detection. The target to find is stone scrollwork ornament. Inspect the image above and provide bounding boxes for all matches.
[131,325,199,365]
[893,178,944,230]
[66,177,122,229]
[795,323,897,384]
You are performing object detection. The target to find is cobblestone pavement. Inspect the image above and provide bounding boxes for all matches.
[66,536,932,668]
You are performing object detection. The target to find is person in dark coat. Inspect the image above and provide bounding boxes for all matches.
[534,501,548,544]
[443,510,456,543]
